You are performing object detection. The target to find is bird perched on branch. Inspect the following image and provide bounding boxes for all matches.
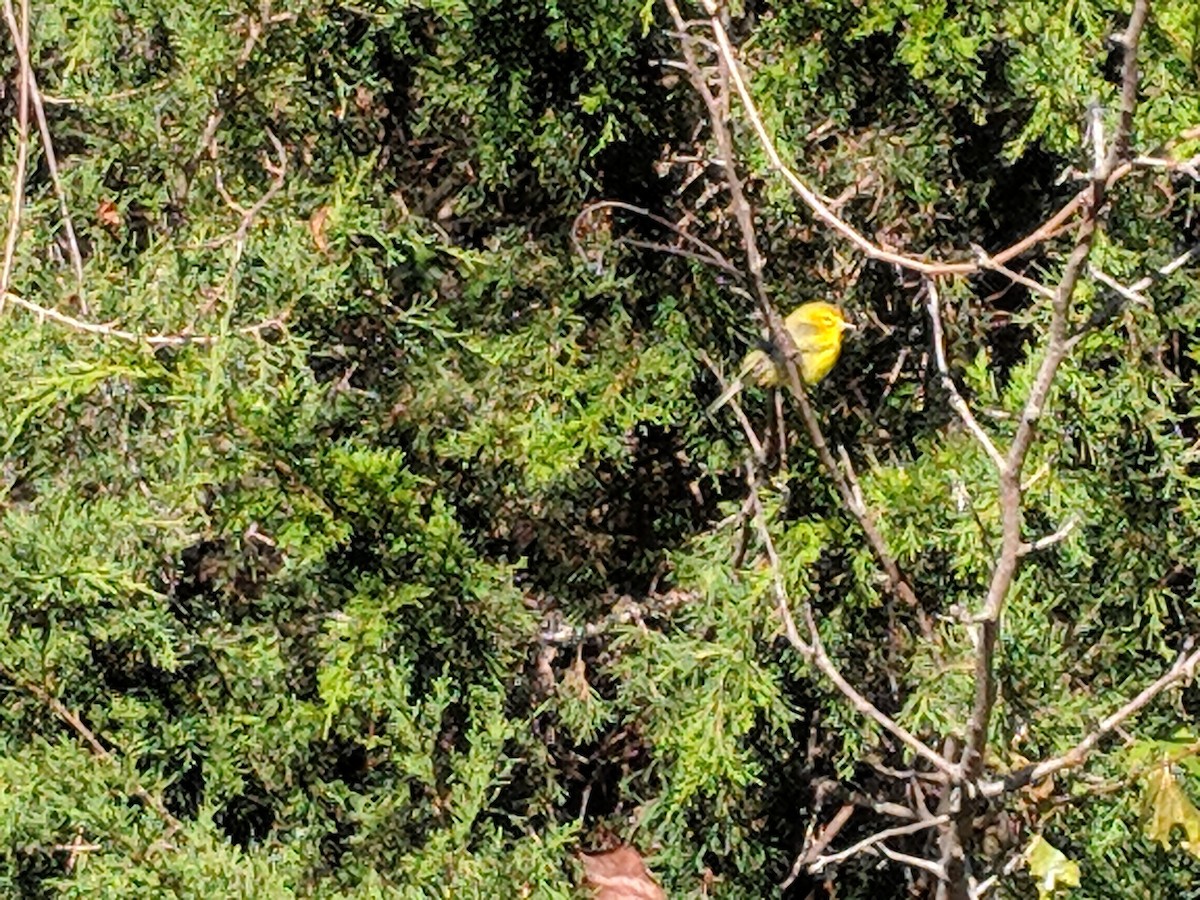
[708,301,854,413]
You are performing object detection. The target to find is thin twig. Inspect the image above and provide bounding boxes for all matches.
[1139,243,1200,285]
[690,5,1198,285]
[2,290,204,345]
[698,350,766,460]
[693,1,1126,279]
[801,604,960,779]
[1019,515,1078,556]
[40,79,171,107]
[809,814,950,873]
[973,248,1057,300]
[8,674,181,835]
[3,290,283,347]
[0,0,30,308]
[743,461,809,654]
[1090,265,1151,307]
[984,638,1200,797]
[1,0,87,303]
[208,129,288,248]
[571,199,740,275]
[782,803,856,889]
[878,843,947,878]
[925,280,1007,473]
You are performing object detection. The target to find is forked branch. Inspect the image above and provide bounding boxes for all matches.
[664,0,921,610]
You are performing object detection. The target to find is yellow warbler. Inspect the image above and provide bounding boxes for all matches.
[708,301,853,412]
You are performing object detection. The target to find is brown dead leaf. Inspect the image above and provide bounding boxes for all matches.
[96,198,122,231]
[580,846,666,900]
[308,206,331,255]
[1026,774,1056,802]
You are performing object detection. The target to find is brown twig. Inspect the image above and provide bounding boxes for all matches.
[693,0,1092,278]
[208,128,289,248]
[665,0,920,611]
[51,829,102,872]
[1,0,88,305]
[982,638,1200,797]
[40,80,171,107]
[972,248,1057,300]
[1018,515,1078,556]
[809,814,951,873]
[0,0,30,308]
[783,803,856,889]
[925,280,1007,472]
[571,199,741,276]
[2,290,205,345]
[9,674,181,836]
[1089,264,1152,308]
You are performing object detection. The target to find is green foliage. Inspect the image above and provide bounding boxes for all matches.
[4,0,1200,897]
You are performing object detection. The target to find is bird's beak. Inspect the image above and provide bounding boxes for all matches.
[840,320,857,332]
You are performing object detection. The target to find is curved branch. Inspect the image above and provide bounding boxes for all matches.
[984,638,1200,797]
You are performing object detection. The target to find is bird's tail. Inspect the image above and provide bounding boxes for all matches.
[708,347,776,414]
[707,377,746,414]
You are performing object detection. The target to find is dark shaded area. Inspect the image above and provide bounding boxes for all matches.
[166,537,284,625]
[449,424,713,602]
[215,781,276,850]
[6,849,60,900]
[163,761,206,821]
[90,639,191,713]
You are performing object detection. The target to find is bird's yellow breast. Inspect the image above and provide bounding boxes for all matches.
[755,301,850,386]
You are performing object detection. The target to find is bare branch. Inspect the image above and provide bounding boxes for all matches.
[689,2,1158,280]
[961,0,1152,783]
[878,843,947,879]
[697,350,766,461]
[809,814,950,873]
[972,248,1057,300]
[208,129,289,248]
[782,803,855,889]
[1,0,87,303]
[739,461,959,779]
[0,0,30,308]
[40,79,171,107]
[983,638,1200,797]
[571,199,740,276]
[938,5,1154,894]
[2,290,204,346]
[2,290,284,347]
[1145,243,1200,283]
[1019,515,1079,556]
[801,606,961,779]
[6,673,182,836]
[925,280,1007,473]
[742,462,809,655]
[1089,265,1152,308]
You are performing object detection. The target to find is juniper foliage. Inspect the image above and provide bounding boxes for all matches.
[1,0,1199,897]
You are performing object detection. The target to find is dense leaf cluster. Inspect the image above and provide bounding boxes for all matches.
[2,0,1200,897]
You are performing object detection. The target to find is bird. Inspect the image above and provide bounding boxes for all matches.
[708,301,854,413]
